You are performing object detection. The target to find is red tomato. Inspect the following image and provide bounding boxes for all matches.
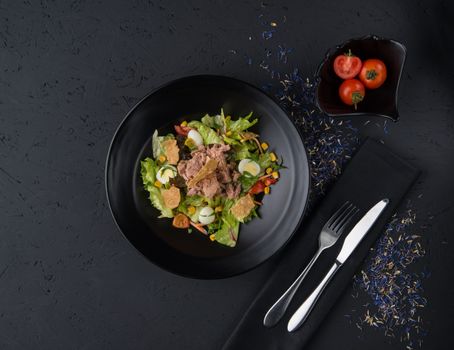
[359,59,387,89]
[174,125,191,136]
[263,177,277,186]
[333,50,362,79]
[249,181,266,195]
[339,79,365,110]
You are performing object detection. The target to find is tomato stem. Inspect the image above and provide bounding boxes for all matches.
[352,91,364,110]
[366,69,378,80]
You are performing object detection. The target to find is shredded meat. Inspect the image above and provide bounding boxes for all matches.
[177,144,241,199]
[206,144,231,184]
[226,183,241,199]
[187,173,220,198]
[177,147,207,181]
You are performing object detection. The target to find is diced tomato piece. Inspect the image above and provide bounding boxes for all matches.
[249,180,266,195]
[174,125,191,136]
[263,177,277,186]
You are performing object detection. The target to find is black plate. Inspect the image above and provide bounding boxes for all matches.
[105,75,310,279]
[316,35,406,121]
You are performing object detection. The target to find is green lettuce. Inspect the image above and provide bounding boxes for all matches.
[187,121,222,145]
[257,152,272,169]
[140,158,173,218]
[178,195,205,222]
[222,135,241,146]
[215,200,240,247]
[184,195,205,207]
[152,130,175,158]
[232,144,252,160]
[238,172,260,192]
[152,130,162,158]
[201,113,226,131]
[227,112,258,132]
[205,195,223,208]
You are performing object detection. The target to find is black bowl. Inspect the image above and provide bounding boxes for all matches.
[316,35,406,121]
[105,75,310,279]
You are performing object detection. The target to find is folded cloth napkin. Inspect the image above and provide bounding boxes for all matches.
[222,138,419,350]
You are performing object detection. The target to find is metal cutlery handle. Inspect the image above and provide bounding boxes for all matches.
[287,261,341,332]
[263,247,324,327]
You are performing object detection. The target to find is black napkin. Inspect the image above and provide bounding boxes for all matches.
[222,138,419,350]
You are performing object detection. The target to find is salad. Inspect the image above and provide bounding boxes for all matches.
[140,110,282,247]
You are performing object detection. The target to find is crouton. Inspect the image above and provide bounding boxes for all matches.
[162,139,179,165]
[161,186,181,209]
[230,194,255,221]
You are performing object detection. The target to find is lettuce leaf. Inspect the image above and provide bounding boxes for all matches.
[201,113,226,131]
[232,144,252,160]
[238,172,259,192]
[152,130,175,158]
[187,120,202,128]
[222,135,241,146]
[178,195,205,222]
[177,202,202,222]
[215,220,239,247]
[184,195,205,207]
[187,121,222,145]
[152,130,162,158]
[257,152,272,169]
[140,158,173,218]
[189,207,203,223]
[215,200,240,247]
[205,195,223,208]
[228,112,258,132]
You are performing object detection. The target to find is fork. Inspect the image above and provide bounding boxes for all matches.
[263,202,358,327]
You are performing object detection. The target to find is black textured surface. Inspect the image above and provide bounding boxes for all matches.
[1,1,453,349]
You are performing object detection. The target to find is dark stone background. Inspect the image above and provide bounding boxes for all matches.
[1,0,453,349]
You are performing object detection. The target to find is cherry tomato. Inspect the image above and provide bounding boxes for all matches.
[249,181,266,195]
[333,50,362,79]
[174,125,191,136]
[359,59,387,89]
[172,213,190,229]
[339,79,365,110]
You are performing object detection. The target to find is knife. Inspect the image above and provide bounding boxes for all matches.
[287,198,389,332]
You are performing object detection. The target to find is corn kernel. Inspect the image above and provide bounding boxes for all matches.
[187,206,196,215]
[225,131,232,136]
[215,205,223,213]
[272,171,279,179]
[261,142,269,151]
[154,180,162,188]
[209,234,216,241]
[181,120,188,127]
[266,167,273,175]
[184,138,196,148]
[264,186,270,194]
[270,152,277,162]
[158,155,166,163]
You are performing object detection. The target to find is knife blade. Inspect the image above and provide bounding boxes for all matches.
[336,198,389,263]
[287,198,389,332]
